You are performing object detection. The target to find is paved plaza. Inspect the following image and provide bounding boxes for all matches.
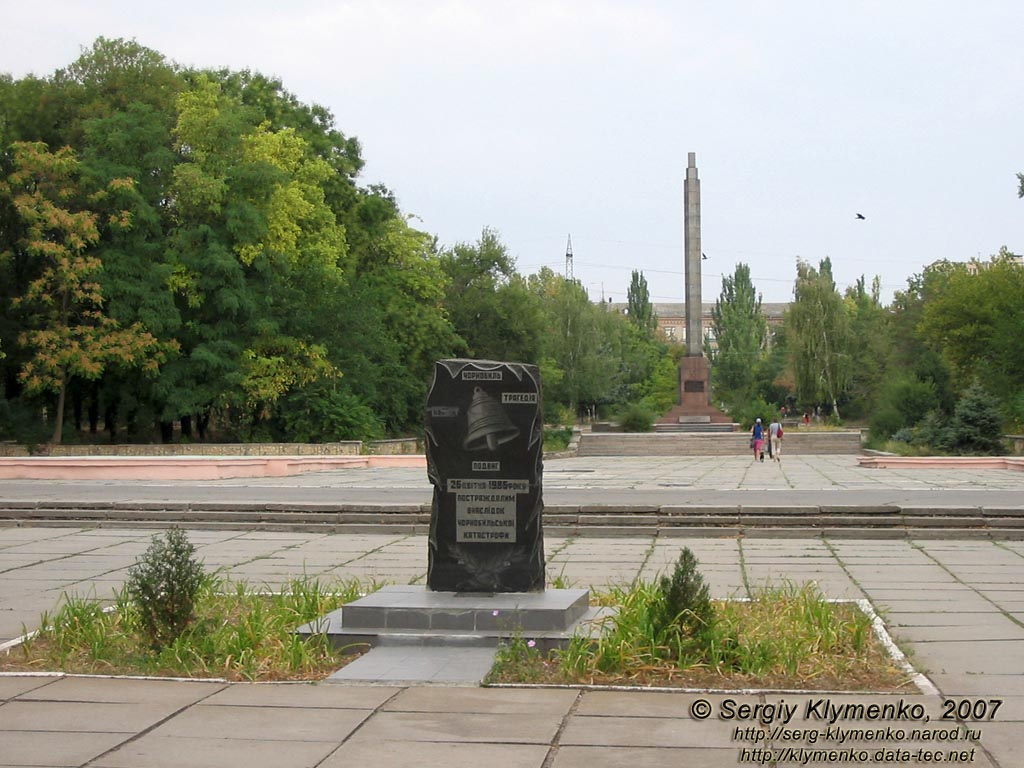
[1,454,1022,766]
[3,454,1024,509]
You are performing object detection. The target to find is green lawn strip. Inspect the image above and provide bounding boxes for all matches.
[0,576,373,681]
[487,582,913,692]
[4,577,911,691]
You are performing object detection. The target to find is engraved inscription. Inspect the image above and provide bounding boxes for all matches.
[462,370,503,381]
[502,392,538,404]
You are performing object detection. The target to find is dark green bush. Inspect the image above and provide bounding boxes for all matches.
[543,426,573,452]
[915,383,1007,455]
[915,410,952,452]
[652,548,715,652]
[0,398,50,451]
[891,427,915,444]
[1009,392,1024,433]
[279,384,383,442]
[125,529,207,649]
[869,376,938,440]
[947,383,1006,455]
[729,397,776,430]
[617,403,654,432]
[868,405,904,443]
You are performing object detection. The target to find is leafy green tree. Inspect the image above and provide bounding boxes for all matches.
[750,321,792,409]
[636,345,686,415]
[228,122,348,423]
[843,275,891,419]
[439,228,543,362]
[152,75,260,436]
[52,37,181,139]
[918,250,1024,408]
[161,75,375,439]
[626,269,656,334]
[2,142,168,443]
[527,269,618,414]
[617,318,670,405]
[1,73,74,430]
[346,217,459,431]
[78,104,184,437]
[786,258,851,419]
[888,268,957,416]
[211,68,364,210]
[707,263,767,407]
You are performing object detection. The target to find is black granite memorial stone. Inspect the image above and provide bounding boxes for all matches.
[424,359,545,592]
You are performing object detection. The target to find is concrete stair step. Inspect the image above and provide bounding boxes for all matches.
[2,503,1022,538]
[654,423,736,433]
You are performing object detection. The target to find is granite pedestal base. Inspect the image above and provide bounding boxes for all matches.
[297,585,606,684]
[297,584,602,653]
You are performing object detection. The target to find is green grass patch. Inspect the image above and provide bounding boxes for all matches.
[1,577,376,681]
[488,582,911,691]
[3,573,911,691]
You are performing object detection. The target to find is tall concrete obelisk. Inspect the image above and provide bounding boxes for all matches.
[658,152,731,427]
[683,152,702,357]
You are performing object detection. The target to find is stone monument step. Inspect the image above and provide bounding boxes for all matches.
[325,642,499,686]
[300,585,591,634]
[304,618,607,654]
[296,586,610,657]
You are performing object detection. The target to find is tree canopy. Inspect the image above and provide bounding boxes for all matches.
[0,39,679,444]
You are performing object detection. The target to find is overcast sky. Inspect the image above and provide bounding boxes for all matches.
[2,1,1022,304]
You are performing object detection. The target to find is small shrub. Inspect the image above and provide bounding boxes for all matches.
[125,529,207,649]
[915,410,952,452]
[617,403,654,432]
[652,547,715,653]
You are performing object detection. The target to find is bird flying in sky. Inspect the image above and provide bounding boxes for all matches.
[855,213,866,220]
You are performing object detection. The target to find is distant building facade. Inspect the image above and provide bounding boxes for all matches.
[963,253,1023,275]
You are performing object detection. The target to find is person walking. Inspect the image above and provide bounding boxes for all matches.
[769,416,783,462]
[751,418,765,463]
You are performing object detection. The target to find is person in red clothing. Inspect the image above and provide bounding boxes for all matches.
[751,418,765,462]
